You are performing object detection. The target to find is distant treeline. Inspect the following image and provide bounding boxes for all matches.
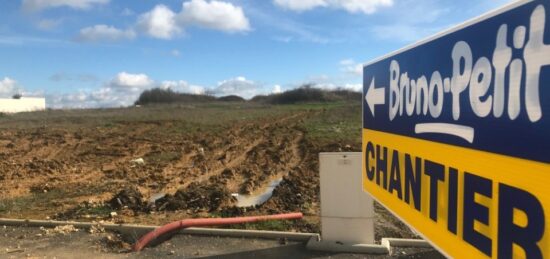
[134,85,362,105]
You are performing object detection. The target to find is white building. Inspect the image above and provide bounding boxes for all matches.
[0,97,46,113]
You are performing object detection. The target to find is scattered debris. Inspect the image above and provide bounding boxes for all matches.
[88,224,105,234]
[148,193,167,206]
[40,225,79,235]
[6,248,24,253]
[130,158,145,165]
[108,187,144,211]
[154,183,230,212]
[102,234,132,253]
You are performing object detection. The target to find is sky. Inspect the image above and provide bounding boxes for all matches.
[0,0,513,108]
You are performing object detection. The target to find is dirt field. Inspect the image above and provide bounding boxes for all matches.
[0,102,416,240]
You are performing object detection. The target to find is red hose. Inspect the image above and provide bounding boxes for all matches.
[133,212,303,251]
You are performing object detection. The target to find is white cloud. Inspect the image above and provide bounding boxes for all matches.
[0,77,44,98]
[22,0,109,12]
[179,0,250,33]
[137,4,181,40]
[50,72,155,108]
[76,1,250,42]
[316,82,362,92]
[334,0,393,14]
[77,25,135,42]
[48,88,137,109]
[47,71,217,108]
[273,0,393,14]
[273,0,327,12]
[109,72,154,91]
[290,74,362,92]
[160,80,205,95]
[0,77,20,97]
[48,91,93,109]
[213,76,261,99]
[272,84,282,94]
[339,59,363,76]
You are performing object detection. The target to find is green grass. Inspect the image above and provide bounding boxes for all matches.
[0,188,69,214]
[237,220,289,231]
[302,104,362,145]
[0,103,295,132]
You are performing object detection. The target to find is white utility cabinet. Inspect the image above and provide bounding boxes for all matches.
[319,152,375,244]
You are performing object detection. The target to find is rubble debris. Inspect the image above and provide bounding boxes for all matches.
[108,187,144,211]
[88,224,105,234]
[102,234,132,253]
[130,158,145,165]
[40,225,79,235]
[154,183,230,212]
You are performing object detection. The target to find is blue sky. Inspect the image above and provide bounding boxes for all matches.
[0,0,512,108]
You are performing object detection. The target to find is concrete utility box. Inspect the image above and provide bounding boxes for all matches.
[319,152,374,244]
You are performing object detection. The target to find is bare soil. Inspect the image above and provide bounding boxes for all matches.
[0,103,417,240]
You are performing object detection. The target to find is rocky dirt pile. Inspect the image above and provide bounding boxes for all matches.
[108,187,145,211]
[154,183,231,212]
[40,225,79,235]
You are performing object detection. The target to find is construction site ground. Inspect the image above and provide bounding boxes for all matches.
[0,102,442,257]
[0,225,444,258]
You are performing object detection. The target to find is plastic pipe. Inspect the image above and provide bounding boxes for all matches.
[133,212,303,251]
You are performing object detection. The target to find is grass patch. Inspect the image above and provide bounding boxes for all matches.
[302,104,362,145]
[0,188,69,214]
[0,184,112,217]
[224,220,290,232]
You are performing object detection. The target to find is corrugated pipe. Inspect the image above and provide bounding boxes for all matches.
[133,212,303,251]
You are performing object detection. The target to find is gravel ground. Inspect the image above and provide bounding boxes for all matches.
[0,226,444,259]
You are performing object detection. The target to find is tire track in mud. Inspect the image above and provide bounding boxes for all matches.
[159,112,309,197]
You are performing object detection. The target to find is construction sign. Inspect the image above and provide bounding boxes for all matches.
[362,0,549,258]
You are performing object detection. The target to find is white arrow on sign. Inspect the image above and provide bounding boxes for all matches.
[365,77,385,117]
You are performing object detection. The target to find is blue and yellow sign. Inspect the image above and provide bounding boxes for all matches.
[362,1,549,258]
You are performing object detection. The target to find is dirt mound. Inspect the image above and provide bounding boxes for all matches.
[155,183,231,212]
[108,187,144,211]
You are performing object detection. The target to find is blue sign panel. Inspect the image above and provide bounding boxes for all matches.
[363,0,550,163]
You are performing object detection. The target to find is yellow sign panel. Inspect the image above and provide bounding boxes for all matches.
[362,129,549,258]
